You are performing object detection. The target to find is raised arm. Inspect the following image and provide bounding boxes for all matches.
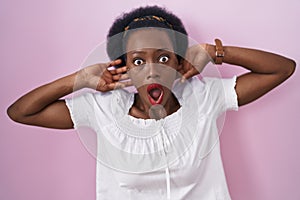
[7,60,129,129]
[181,42,296,106]
[206,44,296,106]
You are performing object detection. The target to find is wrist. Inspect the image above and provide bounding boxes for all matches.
[204,44,216,61]
[202,39,225,65]
[214,39,225,64]
[75,69,96,90]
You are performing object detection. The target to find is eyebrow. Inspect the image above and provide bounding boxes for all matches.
[129,48,173,54]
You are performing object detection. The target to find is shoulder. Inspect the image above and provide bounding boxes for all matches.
[201,76,237,93]
[65,89,134,129]
[181,76,238,113]
[66,89,133,113]
[177,76,237,94]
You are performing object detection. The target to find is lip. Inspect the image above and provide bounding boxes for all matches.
[147,84,164,105]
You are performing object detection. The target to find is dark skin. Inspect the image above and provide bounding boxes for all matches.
[181,43,296,106]
[125,29,182,119]
[7,29,296,129]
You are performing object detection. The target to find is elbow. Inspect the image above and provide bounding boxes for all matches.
[277,58,296,81]
[284,59,296,79]
[7,104,24,123]
[7,105,18,122]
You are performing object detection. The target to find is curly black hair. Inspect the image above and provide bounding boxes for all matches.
[106,6,188,67]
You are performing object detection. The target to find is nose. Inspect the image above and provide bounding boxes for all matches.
[146,63,160,80]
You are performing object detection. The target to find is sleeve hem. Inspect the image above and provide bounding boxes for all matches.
[65,98,78,129]
[224,76,239,111]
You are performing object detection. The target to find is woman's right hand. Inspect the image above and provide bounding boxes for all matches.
[78,59,132,92]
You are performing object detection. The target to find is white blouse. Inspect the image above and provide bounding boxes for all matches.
[66,76,238,200]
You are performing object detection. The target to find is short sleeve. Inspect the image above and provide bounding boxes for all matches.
[65,89,133,130]
[65,92,113,129]
[65,93,94,129]
[197,76,238,116]
[221,76,239,111]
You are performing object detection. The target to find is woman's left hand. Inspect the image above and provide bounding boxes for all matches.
[179,44,212,82]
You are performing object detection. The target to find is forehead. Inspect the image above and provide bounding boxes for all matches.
[125,28,174,53]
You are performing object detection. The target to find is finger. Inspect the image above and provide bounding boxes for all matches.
[116,66,128,74]
[194,64,205,74]
[102,70,113,84]
[182,59,192,69]
[112,73,130,81]
[108,59,122,67]
[111,74,122,81]
[181,69,197,83]
[108,68,117,75]
[103,60,122,72]
[119,73,130,81]
[107,80,133,90]
[96,79,117,92]
[96,79,133,92]
[116,80,133,88]
[108,65,128,75]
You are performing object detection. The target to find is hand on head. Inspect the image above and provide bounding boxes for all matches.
[180,44,212,82]
[78,59,132,92]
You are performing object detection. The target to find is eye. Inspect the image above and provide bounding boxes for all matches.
[133,58,144,66]
[158,55,169,63]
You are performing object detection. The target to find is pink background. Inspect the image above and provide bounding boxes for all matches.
[1,0,299,199]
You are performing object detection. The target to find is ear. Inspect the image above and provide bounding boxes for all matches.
[176,57,184,71]
[175,58,185,79]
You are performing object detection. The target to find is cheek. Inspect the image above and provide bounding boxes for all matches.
[128,70,144,87]
[164,70,177,87]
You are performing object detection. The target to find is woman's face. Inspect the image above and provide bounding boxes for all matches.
[125,28,182,107]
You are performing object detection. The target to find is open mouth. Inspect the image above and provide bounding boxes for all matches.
[147,84,164,105]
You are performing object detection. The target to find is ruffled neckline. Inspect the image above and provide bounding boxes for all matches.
[96,77,205,173]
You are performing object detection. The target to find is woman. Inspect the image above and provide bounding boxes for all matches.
[7,5,295,200]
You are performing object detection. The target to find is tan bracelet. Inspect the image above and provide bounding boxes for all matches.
[214,38,225,65]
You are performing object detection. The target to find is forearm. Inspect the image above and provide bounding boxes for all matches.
[206,44,296,76]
